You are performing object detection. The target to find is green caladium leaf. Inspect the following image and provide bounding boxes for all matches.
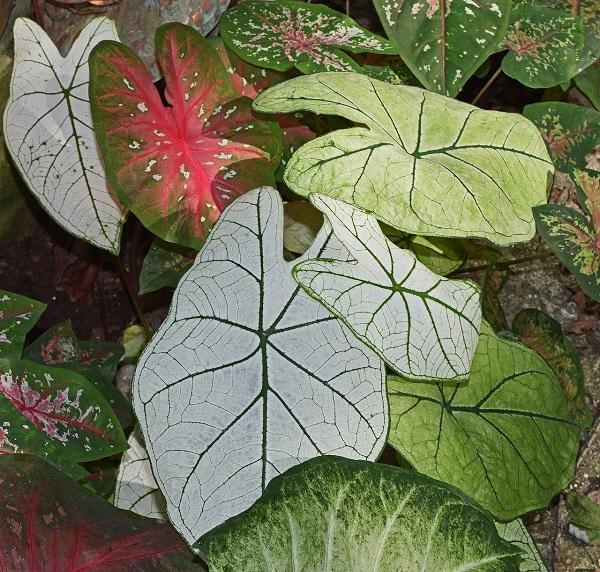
[254,72,554,246]
[294,194,481,382]
[502,5,584,88]
[372,0,511,97]
[220,0,396,75]
[139,239,196,295]
[196,455,521,570]
[513,308,592,428]
[567,493,600,544]
[133,186,388,543]
[575,60,600,110]
[22,320,80,364]
[495,519,547,571]
[534,170,600,301]
[0,289,46,361]
[387,322,582,520]
[3,17,126,253]
[523,102,600,173]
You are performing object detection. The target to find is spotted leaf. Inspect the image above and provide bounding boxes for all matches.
[0,290,46,362]
[373,0,511,97]
[220,0,396,75]
[3,17,126,254]
[254,72,554,246]
[133,187,388,543]
[89,23,282,249]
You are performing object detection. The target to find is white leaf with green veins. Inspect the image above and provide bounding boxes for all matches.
[254,72,554,246]
[133,187,388,543]
[294,194,481,382]
[3,18,126,254]
[496,519,547,571]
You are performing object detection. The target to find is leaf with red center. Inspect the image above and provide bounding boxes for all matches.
[220,0,397,75]
[0,454,203,571]
[0,290,46,362]
[90,23,282,249]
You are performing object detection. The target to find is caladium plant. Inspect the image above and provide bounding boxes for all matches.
[89,23,282,249]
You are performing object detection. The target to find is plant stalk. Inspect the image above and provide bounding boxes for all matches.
[471,65,502,106]
[116,257,151,337]
[452,251,554,276]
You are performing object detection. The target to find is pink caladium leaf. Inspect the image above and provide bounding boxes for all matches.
[90,23,282,249]
[0,454,203,571]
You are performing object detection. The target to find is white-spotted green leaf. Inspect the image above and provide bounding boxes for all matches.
[372,0,511,97]
[254,72,554,246]
[196,456,522,571]
[3,17,126,254]
[133,187,388,543]
[387,322,582,520]
[294,194,482,382]
[114,428,167,520]
[496,519,547,571]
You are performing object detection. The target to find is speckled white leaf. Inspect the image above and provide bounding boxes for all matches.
[294,195,481,382]
[3,17,126,254]
[133,187,388,543]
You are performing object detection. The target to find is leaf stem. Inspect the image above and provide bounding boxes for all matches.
[452,251,554,276]
[471,65,503,106]
[346,0,350,16]
[115,256,151,337]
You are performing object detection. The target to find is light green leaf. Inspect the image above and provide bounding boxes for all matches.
[567,492,600,545]
[387,322,582,520]
[495,519,547,571]
[254,72,554,246]
[197,455,521,571]
[138,239,196,295]
[401,235,466,276]
[294,194,481,382]
[133,187,387,543]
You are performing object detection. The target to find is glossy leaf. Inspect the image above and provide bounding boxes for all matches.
[0,454,203,570]
[89,23,282,249]
[373,0,511,97]
[197,455,521,571]
[502,5,584,88]
[567,493,600,545]
[220,0,396,75]
[254,72,554,246]
[3,17,126,253]
[387,322,582,520]
[133,187,388,543]
[495,519,548,571]
[575,60,600,110]
[294,194,481,382]
[0,289,45,361]
[139,239,195,295]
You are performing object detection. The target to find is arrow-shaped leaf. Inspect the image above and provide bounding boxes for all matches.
[254,72,554,246]
[3,17,126,253]
[133,186,388,543]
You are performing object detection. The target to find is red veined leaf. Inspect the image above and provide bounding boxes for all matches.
[90,23,282,249]
[0,454,203,571]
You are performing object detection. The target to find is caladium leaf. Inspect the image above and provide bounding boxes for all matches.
[114,428,167,520]
[196,456,521,571]
[0,454,204,570]
[3,17,126,253]
[575,60,600,110]
[0,289,46,361]
[523,102,600,173]
[139,239,196,295]
[220,0,396,75]
[133,186,388,543]
[294,194,481,382]
[372,0,511,97]
[495,519,547,571]
[254,72,554,246]
[22,320,80,364]
[387,322,582,520]
[89,23,282,250]
[502,5,584,88]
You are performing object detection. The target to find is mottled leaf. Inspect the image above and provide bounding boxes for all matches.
[0,289,45,361]
[294,194,481,382]
[133,187,388,543]
[255,72,554,246]
[139,239,195,295]
[567,492,600,545]
[197,456,521,571]
[387,322,582,520]
[373,0,511,97]
[3,17,126,253]
[495,519,548,571]
[89,23,281,249]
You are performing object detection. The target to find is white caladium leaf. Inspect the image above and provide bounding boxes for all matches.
[133,187,388,543]
[294,195,482,382]
[3,17,126,253]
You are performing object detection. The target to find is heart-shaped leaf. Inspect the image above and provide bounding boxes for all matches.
[220,0,396,75]
[294,194,481,382]
[502,4,584,88]
[254,72,554,246]
[89,23,282,249]
[133,186,388,543]
[387,322,582,520]
[495,519,547,571]
[3,17,126,253]
[372,0,511,97]
[0,454,203,570]
[196,455,521,570]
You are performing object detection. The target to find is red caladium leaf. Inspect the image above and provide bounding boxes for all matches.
[90,23,282,249]
[0,454,204,571]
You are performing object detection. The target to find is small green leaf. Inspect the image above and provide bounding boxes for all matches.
[403,235,466,276]
[495,519,548,571]
[22,320,80,364]
[197,456,521,571]
[121,324,149,364]
[0,289,46,361]
[387,322,582,520]
[575,60,600,110]
[567,492,600,545]
[138,239,196,295]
